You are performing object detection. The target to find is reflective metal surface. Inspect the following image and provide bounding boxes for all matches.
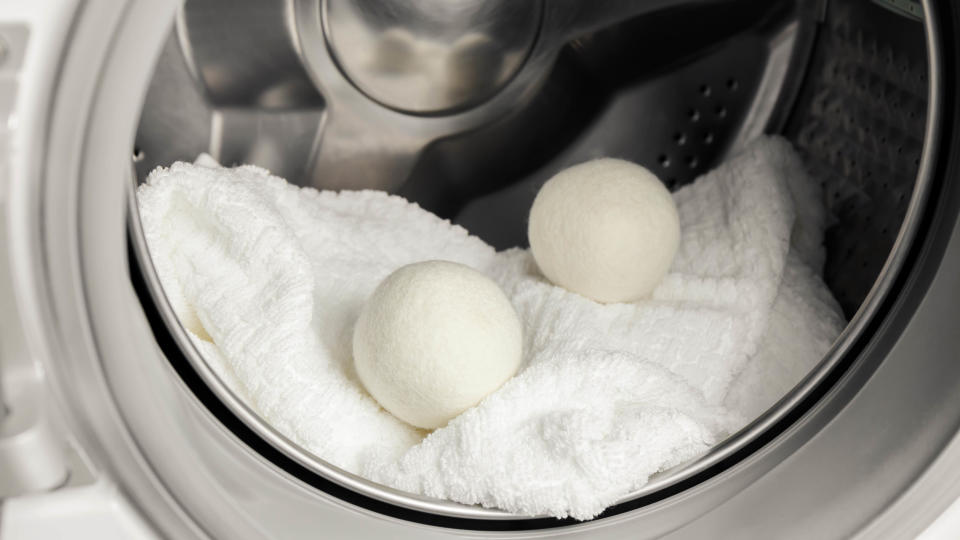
[136,0,794,202]
[786,0,932,316]
[323,0,542,113]
[176,0,324,109]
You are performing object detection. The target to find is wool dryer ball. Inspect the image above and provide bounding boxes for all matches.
[353,260,523,430]
[528,158,681,303]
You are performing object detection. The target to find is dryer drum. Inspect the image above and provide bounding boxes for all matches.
[6,0,960,537]
[128,0,939,526]
[130,0,935,521]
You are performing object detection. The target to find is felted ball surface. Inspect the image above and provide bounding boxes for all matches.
[353,260,523,430]
[528,158,680,303]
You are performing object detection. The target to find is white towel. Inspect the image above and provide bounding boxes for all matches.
[137,135,844,520]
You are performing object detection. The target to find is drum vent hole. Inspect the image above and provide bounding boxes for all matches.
[658,154,671,167]
[715,105,727,119]
[703,132,715,144]
[685,156,699,169]
[699,84,711,97]
[673,132,687,145]
[726,78,739,91]
[688,108,701,122]
[133,146,145,162]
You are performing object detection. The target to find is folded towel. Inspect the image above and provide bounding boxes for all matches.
[137,135,844,520]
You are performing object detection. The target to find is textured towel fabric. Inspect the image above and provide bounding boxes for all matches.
[137,136,845,520]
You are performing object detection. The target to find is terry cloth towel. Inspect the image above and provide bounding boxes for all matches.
[136,135,845,520]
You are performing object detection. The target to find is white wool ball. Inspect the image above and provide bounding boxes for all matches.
[528,158,680,303]
[353,260,523,430]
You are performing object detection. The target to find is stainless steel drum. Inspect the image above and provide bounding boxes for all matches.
[3,0,960,538]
